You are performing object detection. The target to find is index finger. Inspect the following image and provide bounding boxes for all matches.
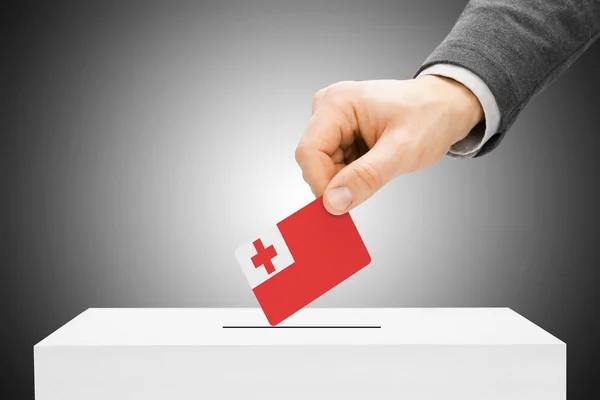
[295,106,348,196]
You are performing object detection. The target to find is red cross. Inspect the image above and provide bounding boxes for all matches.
[251,239,278,275]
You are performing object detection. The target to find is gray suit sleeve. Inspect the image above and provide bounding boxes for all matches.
[415,0,600,157]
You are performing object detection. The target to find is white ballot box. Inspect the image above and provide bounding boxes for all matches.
[34,308,565,399]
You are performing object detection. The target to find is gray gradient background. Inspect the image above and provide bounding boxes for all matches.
[3,0,599,398]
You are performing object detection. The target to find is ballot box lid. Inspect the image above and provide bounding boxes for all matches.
[35,308,563,347]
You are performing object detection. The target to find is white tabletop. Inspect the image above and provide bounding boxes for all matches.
[36,308,563,347]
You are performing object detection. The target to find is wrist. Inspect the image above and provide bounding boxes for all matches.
[419,74,484,143]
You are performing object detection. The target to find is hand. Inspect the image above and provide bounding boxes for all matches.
[295,75,484,215]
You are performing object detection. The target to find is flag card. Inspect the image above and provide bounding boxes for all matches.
[235,197,371,325]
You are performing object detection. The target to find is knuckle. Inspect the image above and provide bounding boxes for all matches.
[294,142,307,165]
[350,161,383,192]
[313,88,326,104]
[324,81,360,110]
[326,81,349,98]
[329,80,355,91]
[301,166,310,183]
[325,91,349,111]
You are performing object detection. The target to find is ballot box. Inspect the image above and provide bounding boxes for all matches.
[34,308,565,399]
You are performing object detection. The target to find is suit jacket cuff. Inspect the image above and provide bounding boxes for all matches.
[417,64,501,158]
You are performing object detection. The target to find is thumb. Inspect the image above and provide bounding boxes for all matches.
[322,134,401,215]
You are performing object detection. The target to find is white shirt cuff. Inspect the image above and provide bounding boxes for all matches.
[418,64,501,157]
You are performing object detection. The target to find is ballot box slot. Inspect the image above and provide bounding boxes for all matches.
[222,325,382,329]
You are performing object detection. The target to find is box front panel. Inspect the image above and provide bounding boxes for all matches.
[34,344,564,400]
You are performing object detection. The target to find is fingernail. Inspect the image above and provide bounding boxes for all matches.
[327,186,353,211]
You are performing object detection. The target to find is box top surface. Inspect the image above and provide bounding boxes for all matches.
[36,308,563,347]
